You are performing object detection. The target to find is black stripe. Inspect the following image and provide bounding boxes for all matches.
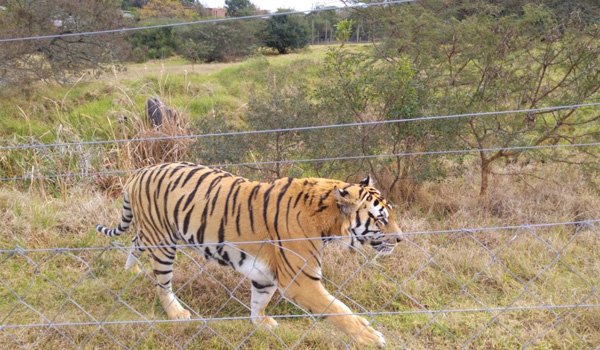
[224,178,244,223]
[182,205,195,234]
[235,203,242,236]
[273,178,293,239]
[252,280,274,289]
[153,269,172,275]
[138,170,162,242]
[318,190,331,208]
[296,211,303,230]
[301,270,321,281]
[231,185,242,217]
[217,218,225,243]
[248,184,261,234]
[169,170,185,192]
[262,184,274,232]
[183,171,212,212]
[154,167,170,201]
[303,192,310,204]
[180,167,202,187]
[285,196,292,234]
[150,255,172,266]
[209,185,222,216]
[293,191,303,208]
[146,168,163,235]
[315,205,328,213]
[196,201,209,244]
[204,174,225,200]
[172,195,185,232]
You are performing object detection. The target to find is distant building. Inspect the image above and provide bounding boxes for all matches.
[206,7,226,18]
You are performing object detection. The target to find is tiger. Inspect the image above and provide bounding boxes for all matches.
[96,162,402,347]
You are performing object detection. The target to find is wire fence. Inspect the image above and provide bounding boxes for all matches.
[0,220,598,349]
[1,1,599,346]
[1,101,599,183]
[1,102,599,151]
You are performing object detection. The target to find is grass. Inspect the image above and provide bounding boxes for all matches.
[0,43,598,348]
[0,165,598,349]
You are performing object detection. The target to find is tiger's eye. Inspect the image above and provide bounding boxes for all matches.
[373,199,379,206]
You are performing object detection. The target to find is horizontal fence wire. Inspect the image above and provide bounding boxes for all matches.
[3,304,599,329]
[0,0,416,43]
[1,102,599,151]
[2,141,599,182]
[1,218,597,253]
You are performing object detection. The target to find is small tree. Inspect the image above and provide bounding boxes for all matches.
[263,10,310,54]
[175,21,262,62]
[225,0,256,17]
[335,19,355,45]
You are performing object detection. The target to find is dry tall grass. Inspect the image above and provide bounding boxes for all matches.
[0,164,598,349]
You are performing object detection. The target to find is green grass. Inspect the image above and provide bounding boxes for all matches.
[0,167,598,349]
[0,44,599,348]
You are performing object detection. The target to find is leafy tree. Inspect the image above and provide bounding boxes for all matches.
[175,21,262,62]
[129,27,177,61]
[316,48,455,202]
[224,0,256,17]
[359,0,600,195]
[0,0,129,86]
[263,10,309,54]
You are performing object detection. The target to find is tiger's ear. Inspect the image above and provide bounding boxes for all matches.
[359,175,374,187]
[334,187,359,215]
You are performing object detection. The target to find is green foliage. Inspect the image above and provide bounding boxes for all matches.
[263,11,310,54]
[225,0,256,17]
[175,22,262,62]
[192,59,320,179]
[315,48,459,200]
[361,0,600,195]
[306,8,340,43]
[335,19,355,44]
[129,27,177,62]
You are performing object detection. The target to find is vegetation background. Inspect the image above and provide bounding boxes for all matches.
[0,0,599,348]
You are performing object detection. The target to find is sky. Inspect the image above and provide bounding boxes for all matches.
[201,0,347,12]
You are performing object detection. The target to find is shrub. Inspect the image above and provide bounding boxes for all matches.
[175,22,262,62]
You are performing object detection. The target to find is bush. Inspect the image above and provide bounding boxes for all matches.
[128,27,177,61]
[175,22,262,62]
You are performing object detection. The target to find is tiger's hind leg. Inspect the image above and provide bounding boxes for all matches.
[250,280,278,329]
[150,246,191,320]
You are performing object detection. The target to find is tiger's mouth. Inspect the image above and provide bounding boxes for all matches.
[370,240,396,255]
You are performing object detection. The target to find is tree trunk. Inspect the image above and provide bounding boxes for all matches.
[480,157,490,196]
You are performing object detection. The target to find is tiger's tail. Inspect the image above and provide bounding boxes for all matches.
[96,192,133,237]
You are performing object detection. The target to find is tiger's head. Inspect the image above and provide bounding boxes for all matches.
[335,176,402,255]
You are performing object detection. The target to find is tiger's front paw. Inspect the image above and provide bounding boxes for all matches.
[167,308,191,320]
[352,317,386,348]
[252,316,279,330]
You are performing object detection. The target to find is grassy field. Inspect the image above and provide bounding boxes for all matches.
[0,46,599,348]
[0,164,598,349]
